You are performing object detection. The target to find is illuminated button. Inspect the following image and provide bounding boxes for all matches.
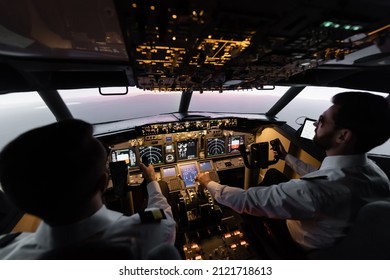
[195,255,202,260]
[240,240,247,246]
[224,233,232,238]
[230,244,237,250]
[233,230,241,235]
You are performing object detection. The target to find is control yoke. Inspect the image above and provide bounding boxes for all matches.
[239,138,281,169]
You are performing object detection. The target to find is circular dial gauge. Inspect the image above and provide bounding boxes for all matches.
[165,153,175,163]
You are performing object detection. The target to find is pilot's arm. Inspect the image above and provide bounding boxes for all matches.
[197,172,316,219]
[138,163,176,247]
[285,154,318,176]
[277,141,318,176]
[139,163,173,218]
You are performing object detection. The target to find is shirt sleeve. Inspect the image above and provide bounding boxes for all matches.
[285,154,318,176]
[206,180,317,219]
[145,181,173,219]
[144,181,176,245]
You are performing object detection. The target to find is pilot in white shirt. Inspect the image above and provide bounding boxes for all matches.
[0,181,176,259]
[197,91,390,250]
[0,119,177,259]
[204,154,390,250]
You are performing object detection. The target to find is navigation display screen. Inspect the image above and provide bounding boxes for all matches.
[111,147,137,167]
[138,145,163,165]
[177,139,197,160]
[178,163,198,187]
[206,137,226,157]
[228,135,244,153]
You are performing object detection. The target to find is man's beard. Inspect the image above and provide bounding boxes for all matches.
[313,132,334,151]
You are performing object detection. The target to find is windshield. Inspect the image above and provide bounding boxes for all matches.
[189,87,289,114]
[0,91,55,150]
[58,88,182,124]
[0,86,388,156]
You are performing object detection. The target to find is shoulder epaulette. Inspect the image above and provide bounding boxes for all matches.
[0,232,21,248]
[139,209,166,223]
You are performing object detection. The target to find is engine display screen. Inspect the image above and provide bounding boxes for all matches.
[138,145,163,165]
[228,135,244,153]
[161,166,177,177]
[111,147,137,167]
[178,163,198,187]
[206,137,226,157]
[177,139,197,160]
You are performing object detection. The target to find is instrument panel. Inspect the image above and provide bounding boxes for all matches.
[105,123,262,260]
[109,129,253,169]
[108,126,254,191]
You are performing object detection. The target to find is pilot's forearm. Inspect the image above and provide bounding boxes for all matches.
[285,154,318,176]
[206,180,314,219]
[206,181,248,214]
[146,181,173,219]
[206,181,284,217]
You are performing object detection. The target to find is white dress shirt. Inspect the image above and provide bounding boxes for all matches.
[206,154,390,250]
[0,181,176,259]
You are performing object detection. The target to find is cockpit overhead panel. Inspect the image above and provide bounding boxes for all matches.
[112,0,390,92]
[0,1,389,93]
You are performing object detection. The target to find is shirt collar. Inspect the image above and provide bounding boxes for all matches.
[320,154,368,170]
[34,205,122,249]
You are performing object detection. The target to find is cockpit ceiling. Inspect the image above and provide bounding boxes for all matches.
[118,0,390,92]
[0,0,389,92]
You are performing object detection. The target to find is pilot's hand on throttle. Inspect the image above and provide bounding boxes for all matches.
[139,163,156,183]
[196,172,212,190]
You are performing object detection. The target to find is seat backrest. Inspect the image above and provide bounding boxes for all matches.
[310,200,390,259]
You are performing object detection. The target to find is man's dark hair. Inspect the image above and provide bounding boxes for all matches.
[0,119,107,219]
[332,91,390,153]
